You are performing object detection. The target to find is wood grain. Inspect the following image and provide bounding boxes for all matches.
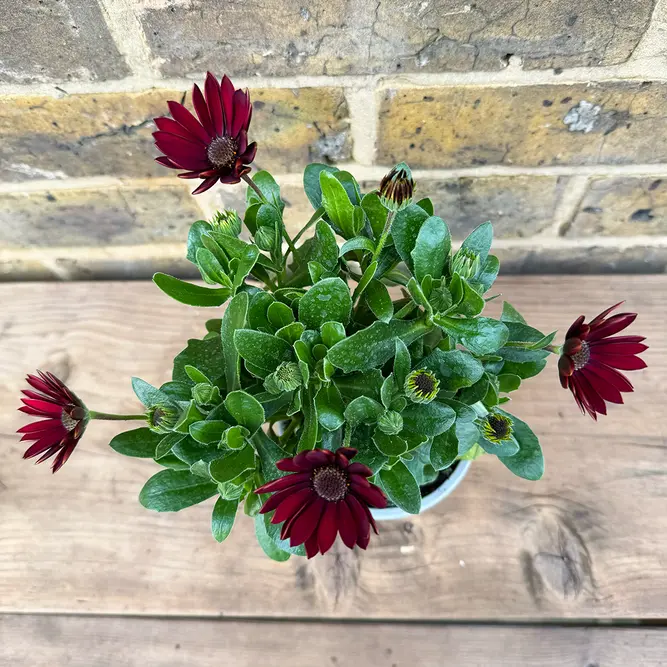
[1,615,666,667]
[0,277,665,620]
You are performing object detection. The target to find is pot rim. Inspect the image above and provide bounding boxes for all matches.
[370,459,472,521]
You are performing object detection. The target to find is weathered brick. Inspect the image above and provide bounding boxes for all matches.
[568,176,667,236]
[495,245,667,274]
[0,183,202,248]
[137,0,654,76]
[0,88,349,182]
[0,0,129,84]
[378,82,667,169]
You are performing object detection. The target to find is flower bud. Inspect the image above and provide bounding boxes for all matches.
[480,412,513,444]
[377,410,404,435]
[451,247,481,280]
[147,403,180,434]
[264,362,302,394]
[254,225,277,251]
[405,369,440,404]
[210,209,242,237]
[378,162,414,211]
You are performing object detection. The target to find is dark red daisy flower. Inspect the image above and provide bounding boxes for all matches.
[255,447,387,558]
[558,302,647,420]
[153,72,257,195]
[17,371,88,472]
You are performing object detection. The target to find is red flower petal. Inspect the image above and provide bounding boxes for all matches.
[191,84,214,136]
[154,116,199,143]
[276,458,305,473]
[574,372,606,417]
[23,435,61,459]
[347,462,373,477]
[220,75,235,133]
[304,449,334,467]
[587,312,637,342]
[20,398,63,416]
[191,176,219,195]
[289,497,325,547]
[51,438,77,473]
[17,418,64,435]
[350,481,387,509]
[596,354,647,371]
[590,341,648,356]
[346,494,370,550]
[565,315,586,340]
[258,482,311,514]
[588,301,624,328]
[580,368,623,405]
[292,451,319,470]
[586,359,634,392]
[337,500,357,549]
[271,487,314,525]
[155,155,180,169]
[167,100,211,144]
[255,472,310,495]
[317,502,339,555]
[562,338,582,355]
[231,88,250,136]
[558,355,574,378]
[204,72,224,136]
[305,532,319,559]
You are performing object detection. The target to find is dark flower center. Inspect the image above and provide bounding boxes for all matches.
[312,465,348,502]
[486,414,511,441]
[571,340,590,370]
[207,135,238,169]
[413,371,436,394]
[61,410,79,431]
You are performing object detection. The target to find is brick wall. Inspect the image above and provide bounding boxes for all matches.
[1,0,667,280]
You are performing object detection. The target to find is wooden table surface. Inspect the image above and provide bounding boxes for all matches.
[1,276,666,665]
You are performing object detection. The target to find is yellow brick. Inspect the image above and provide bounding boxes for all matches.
[378,82,667,169]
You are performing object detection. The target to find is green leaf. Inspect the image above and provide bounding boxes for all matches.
[304,163,338,209]
[184,365,211,385]
[209,445,256,484]
[189,420,228,445]
[195,247,231,287]
[159,381,192,401]
[173,401,205,434]
[221,292,248,392]
[187,220,212,264]
[411,216,450,282]
[460,221,493,266]
[155,432,185,459]
[450,275,485,317]
[252,430,289,483]
[315,384,345,432]
[153,273,230,307]
[344,396,384,427]
[436,316,509,356]
[391,204,430,267]
[441,399,480,455]
[310,220,339,274]
[361,192,388,239]
[234,330,293,373]
[393,338,412,388]
[333,369,384,402]
[212,496,239,542]
[139,469,217,512]
[476,255,499,293]
[224,390,265,434]
[430,428,459,470]
[267,301,294,330]
[248,291,275,332]
[340,236,376,257]
[402,401,456,437]
[365,279,393,323]
[380,374,396,409]
[276,321,306,344]
[327,319,431,373]
[380,461,421,514]
[418,349,484,391]
[498,373,521,393]
[501,302,527,325]
[246,170,284,211]
[255,515,291,562]
[528,331,558,350]
[479,429,520,456]
[173,336,225,385]
[297,389,318,452]
[497,410,544,480]
[298,277,352,330]
[321,321,346,348]
[416,198,434,215]
[456,375,490,405]
[334,171,362,205]
[373,430,407,456]
[320,170,355,238]
[352,261,377,302]
[109,427,161,458]
[131,377,171,408]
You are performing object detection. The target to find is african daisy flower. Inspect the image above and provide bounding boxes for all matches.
[558,302,648,420]
[255,447,387,558]
[153,72,257,194]
[17,371,88,472]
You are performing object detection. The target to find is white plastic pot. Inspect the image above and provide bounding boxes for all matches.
[371,460,472,521]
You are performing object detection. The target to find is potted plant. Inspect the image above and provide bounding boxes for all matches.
[16,74,648,560]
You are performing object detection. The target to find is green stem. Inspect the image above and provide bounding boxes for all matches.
[370,209,396,265]
[284,207,325,263]
[89,411,146,421]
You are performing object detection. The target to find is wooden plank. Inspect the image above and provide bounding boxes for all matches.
[0,277,665,620]
[1,615,666,667]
